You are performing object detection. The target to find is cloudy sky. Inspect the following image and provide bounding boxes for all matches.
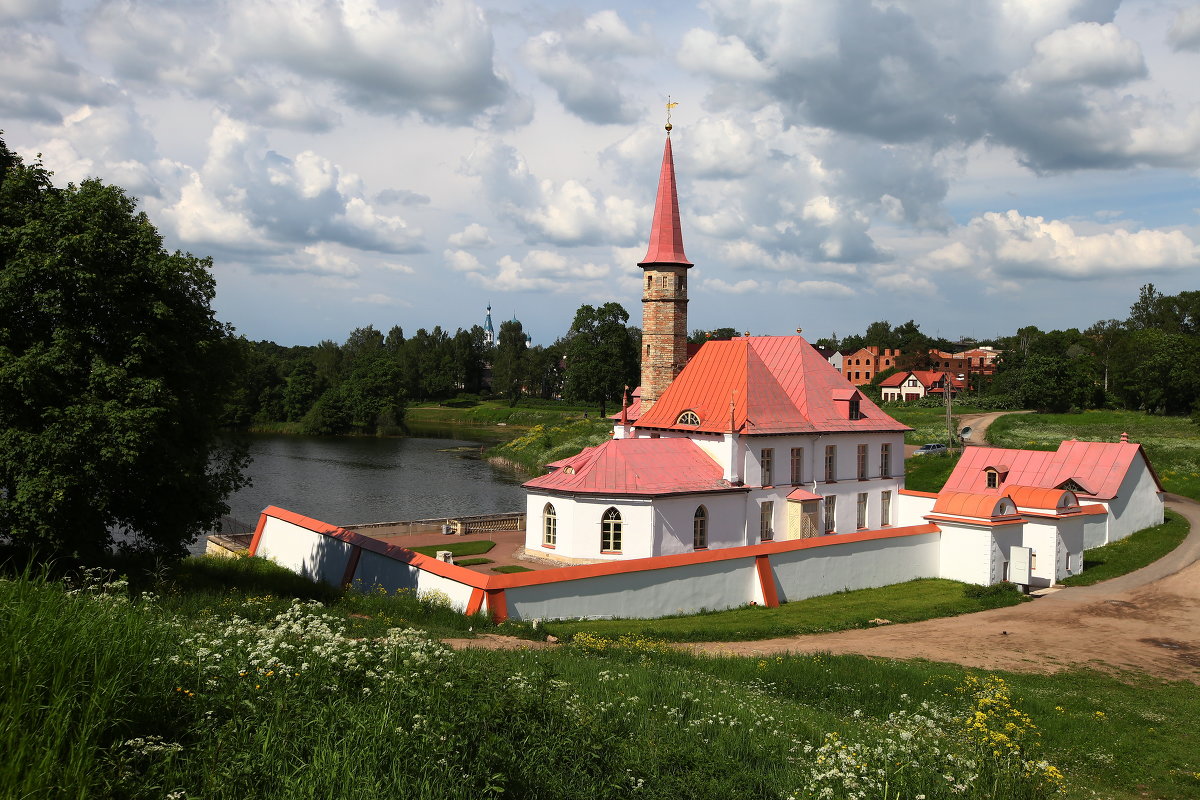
[4,0,1200,346]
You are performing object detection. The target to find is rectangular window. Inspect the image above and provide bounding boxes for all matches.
[849,399,862,420]
[790,447,803,485]
[760,501,774,541]
[857,444,868,480]
[823,495,836,533]
[881,490,892,526]
[987,470,999,489]
[879,443,891,479]
[761,448,774,486]
[857,492,868,529]
[824,445,836,482]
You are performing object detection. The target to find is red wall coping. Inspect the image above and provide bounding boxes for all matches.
[256,506,940,593]
[899,489,939,498]
[924,513,1025,528]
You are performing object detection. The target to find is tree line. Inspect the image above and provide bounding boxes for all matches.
[823,284,1200,416]
[223,301,642,433]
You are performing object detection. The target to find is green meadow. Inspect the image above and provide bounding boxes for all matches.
[5,557,1198,800]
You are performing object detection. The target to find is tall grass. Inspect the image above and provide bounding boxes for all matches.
[3,559,1198,798]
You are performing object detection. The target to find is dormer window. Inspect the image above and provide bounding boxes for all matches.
[984,465,1009,489]
[848,399,863,420]
[676,410,700,426]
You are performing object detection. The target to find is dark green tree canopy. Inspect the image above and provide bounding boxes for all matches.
[0,138,248,562]
[563,302,639,415]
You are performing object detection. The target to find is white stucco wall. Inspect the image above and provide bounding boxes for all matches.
[1081,509,1110,550]
[654,493,749,554]
[255,516,353,586]
[503,557,760,621]
[896,492,937,526]
[769,533,940,602]
[1104,457,1165,542]
[525,493,655,560]
[936,523,995,585]
[1019,519,1062,587]
[350,549,477,610]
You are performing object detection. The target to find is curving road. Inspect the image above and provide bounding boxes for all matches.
[685,495,1200,682]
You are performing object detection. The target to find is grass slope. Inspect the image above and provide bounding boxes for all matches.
[3,558,1198,799]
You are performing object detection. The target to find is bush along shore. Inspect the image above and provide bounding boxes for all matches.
[485,418,613,475]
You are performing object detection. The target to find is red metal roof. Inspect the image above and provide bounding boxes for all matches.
[638,136,692,267]
[942,440,1162,500]
[786,487,822,501]
[608,386,643,423]
[1004,485,1078,513]
[633,335,911,435]
[931,491,1016,518]
[523,437,740,496]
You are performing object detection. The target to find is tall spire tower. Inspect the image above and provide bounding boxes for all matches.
[639,111,692,415]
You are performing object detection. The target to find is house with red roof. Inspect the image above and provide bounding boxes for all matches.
[940,436,1164,547]
[879,370,966,402]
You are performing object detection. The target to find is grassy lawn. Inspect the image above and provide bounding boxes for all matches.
[904,449,962,492]
[987,409,1200,500]
[454,557,493,567]
[884,403,987,445]
[407,540,496,558]
[1061,510,1188,586]
[541,578,1025,642]
[405,397,598,441]
[9,557,1194,799]
[491,564,533,573]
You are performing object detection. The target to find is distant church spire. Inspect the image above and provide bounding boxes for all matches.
[483,302,495,347]
[639,110,692,416]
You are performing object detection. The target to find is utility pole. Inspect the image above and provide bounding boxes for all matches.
[945,373,955,448]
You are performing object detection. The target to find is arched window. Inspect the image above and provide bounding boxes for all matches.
[676,410,700,426]
[601,507,622,552]
[542,503,557,547]
[693,506,708,550]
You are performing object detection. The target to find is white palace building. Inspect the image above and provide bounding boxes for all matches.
[249,126,1166,621]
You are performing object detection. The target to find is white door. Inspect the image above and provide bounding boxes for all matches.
[1010,546,1032,585]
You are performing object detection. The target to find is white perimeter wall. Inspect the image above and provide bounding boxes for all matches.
[504,557,759,621]
[354,549,476,611]
[255,516,354,586]
[769,533,939,603]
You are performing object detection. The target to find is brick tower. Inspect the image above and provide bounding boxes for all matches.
[639,130,692,415]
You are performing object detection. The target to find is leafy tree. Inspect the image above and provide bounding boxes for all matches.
[688,327,740,344]
[0,138,247,562]
[491,320,528,403]
[562,302,639,415]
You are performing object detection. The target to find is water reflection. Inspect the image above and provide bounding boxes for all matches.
[215,434,527,544]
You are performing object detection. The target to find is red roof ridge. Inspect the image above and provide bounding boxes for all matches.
[638,136,692,266]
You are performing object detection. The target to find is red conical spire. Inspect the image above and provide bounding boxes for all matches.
[639,136,692,267]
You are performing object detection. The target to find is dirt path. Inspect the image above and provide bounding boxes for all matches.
[679,495,1200,682]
